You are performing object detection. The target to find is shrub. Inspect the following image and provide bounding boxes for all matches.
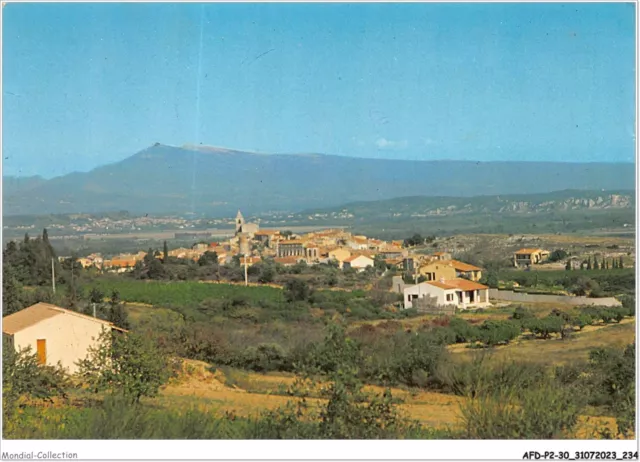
[525,316,564,339]
[548,249,568,262]
[449,317,479,343]
[3,339,69,429]
[570,314,593,330]
[460,382,583,438]
[284,279,312,303]
[242,343,289,372]
[475,320,521,346]
[77,331,177,403]
[511,306,535,321]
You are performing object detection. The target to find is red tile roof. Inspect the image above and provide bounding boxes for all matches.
[426,278,488,291]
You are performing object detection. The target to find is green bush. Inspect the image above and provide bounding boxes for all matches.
[449,317,479,343]
[77,331,177,403]
[460,382,583,439]
[3,339,69,429]
[475,320,521,346]
[524,316,564,339]
[511,306,535,321]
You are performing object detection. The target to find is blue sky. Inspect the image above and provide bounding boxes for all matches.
[2,2,636,177]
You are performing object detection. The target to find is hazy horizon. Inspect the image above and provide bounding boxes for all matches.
[2,2,636,177]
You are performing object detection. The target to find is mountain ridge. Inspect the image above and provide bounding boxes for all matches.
[3,144,635,217]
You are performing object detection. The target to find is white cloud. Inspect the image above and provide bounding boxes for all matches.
[375,138,408,150]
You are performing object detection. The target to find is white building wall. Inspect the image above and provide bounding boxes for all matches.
[12,314,110,374]
[403,283,456,308]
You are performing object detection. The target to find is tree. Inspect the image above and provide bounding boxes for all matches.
[565,260,572,271]
[548,249,568,262]
[284,278,312,302]
[3,338,68,426]
[619,256,624,269]
[593,256,599,270]
[258,264,276,284]
[570,276,599,297]
[163,241,169,263]
[146,258,167,279]
[482,271,499,288]
[108,290,130,330]
[78,331,175,403]
[403,234,424,247]
[198,251,219,266]
[373,255,387,273]
[2,266,24,316]
[89,287,104,305]
[586,257,592,270]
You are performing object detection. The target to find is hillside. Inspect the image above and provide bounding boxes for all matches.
[297,190,636,220]
[2,143,635,216]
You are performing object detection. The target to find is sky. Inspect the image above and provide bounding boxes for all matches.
[2,2,636,178]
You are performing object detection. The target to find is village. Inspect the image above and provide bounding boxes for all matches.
[2,209,636,442]
[48,210,633,314]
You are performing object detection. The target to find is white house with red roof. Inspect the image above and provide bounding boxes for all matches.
[403,278,490,310]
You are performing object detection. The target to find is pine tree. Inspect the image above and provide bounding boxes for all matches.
[108,290,130,330]
[2,266,24,316]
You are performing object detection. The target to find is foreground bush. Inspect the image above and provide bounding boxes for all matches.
[461,383,583,439]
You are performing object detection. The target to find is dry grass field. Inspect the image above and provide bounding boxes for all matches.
[150,358,628,438]
[449,319,635,365]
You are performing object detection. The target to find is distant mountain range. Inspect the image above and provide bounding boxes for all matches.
[296,189,635,221]
[2,143,635,216]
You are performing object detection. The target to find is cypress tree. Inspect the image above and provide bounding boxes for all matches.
[586,257,592,270]
[593,256,599,270]
[619,256,624,269]
[163,241,169,263]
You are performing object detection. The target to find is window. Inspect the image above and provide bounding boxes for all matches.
[446,294,453,302]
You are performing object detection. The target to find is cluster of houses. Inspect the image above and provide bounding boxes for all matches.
[74,210,410,273]
[391,251,491,311]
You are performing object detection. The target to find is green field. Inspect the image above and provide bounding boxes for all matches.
[92,278,286,308]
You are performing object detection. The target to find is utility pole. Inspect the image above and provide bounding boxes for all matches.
[244,253,248,286]
[51,257,56,294]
